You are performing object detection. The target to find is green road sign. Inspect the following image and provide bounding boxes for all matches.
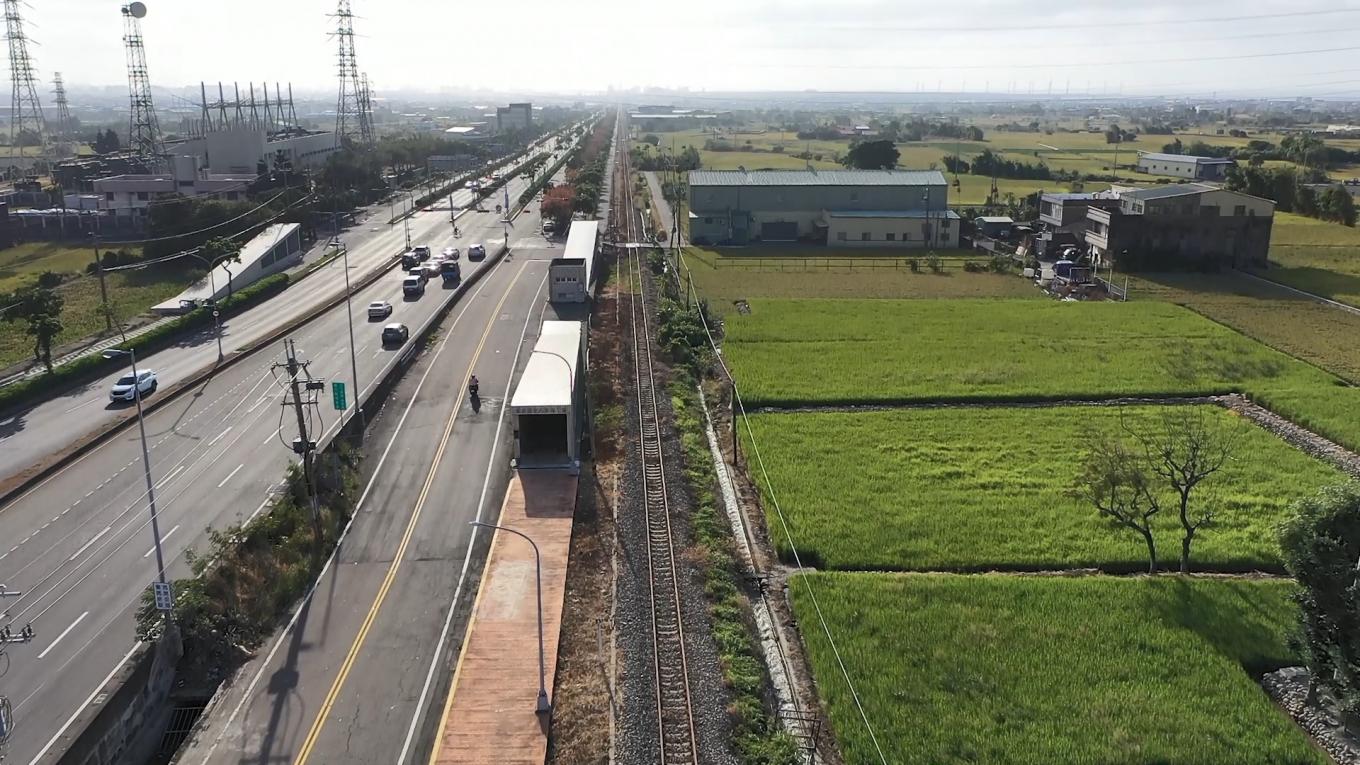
[332,381,347,411]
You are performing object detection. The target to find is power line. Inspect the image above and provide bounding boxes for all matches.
[817,7,1360,33]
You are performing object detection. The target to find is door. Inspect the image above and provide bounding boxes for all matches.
[761,221,797,242]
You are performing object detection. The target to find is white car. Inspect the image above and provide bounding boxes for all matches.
[441,247,460,261]
[110,369,157,402]
[367,300,392,319]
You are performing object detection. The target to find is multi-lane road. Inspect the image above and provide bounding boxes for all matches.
[0,131,575,763]
[0,132,567,489]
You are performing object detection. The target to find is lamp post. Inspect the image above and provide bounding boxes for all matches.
[468,521,551,714]
[403,191,414,250]
[103,347,168,587]
[922,188,933,249]
[330,238,365,437]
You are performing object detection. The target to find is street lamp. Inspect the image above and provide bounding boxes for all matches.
[468,520,550,715]
[329,238,365,438]
[103,347,168,587]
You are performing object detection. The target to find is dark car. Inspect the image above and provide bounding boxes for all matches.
[381,323,410,346]
[468,243,487,261]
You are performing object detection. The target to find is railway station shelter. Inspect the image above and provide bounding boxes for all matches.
[510,320,584,469]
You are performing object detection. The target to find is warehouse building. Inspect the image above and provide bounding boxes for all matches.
[1085,183,1274,270]
[1135,152,1236,180]
[688,169,959,248]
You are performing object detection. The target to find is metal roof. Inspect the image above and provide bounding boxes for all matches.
[975,216,1014,224]
[1121,183,1219,201]
[689,169,946,187]
[510,321,581,411]
[1041,191,1119,201]
[828,209,961,219]
[1137,152,1236,165]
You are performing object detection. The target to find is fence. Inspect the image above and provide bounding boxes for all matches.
[694,254,992,273]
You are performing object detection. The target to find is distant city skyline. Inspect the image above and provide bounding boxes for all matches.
[16,0,1360,100]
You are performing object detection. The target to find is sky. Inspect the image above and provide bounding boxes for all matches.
[19,0,1360,99]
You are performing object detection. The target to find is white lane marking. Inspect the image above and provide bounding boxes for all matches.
[207,426,233,447]
[397,268,548,764]
[27,644,140,761]
[193,240,509,765]
[67,525,111,562]
[154,464,186,490]
[37,610,89,659]
[60,397,101,415]
[143,524,181,558]
[217,463,245,488]
[261,427,281,447]
[246,495,272,526]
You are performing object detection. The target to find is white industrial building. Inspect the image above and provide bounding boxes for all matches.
[171,127,340,174]
[510,320,584,469]
[152,223,303,315]
[550,221,599,303]
[1135,152,1236,181]
[93,155,255,221]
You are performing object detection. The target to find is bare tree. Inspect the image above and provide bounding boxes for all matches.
[1074,435,1161,574]
[1126,409,1235,574]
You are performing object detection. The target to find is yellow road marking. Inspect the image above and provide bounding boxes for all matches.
[292,259,531,765]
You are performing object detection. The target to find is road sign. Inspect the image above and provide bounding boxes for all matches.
[332,381,347,411]
[153,581,173,612]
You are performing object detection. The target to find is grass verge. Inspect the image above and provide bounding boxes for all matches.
[135,444,358,685]
[745,405,1340,572]
[791,573,1325,765]
[671,372,797,764]
[0,272,290,414]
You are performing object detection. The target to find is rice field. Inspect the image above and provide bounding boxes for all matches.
[1265,212,1360,307]
[724,298,1333,405]
[747,405,1339,572]
[790,573,1325,765]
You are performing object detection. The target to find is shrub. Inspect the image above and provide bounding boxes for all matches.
[926,254,943,273]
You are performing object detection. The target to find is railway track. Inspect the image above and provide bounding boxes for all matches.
[617,111,700,765]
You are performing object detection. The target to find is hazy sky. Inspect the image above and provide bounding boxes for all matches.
[19,0,1360,98]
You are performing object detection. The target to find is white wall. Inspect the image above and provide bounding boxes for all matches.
[826,216,960,248]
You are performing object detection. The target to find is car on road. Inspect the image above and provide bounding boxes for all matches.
[403,274,426,296]
[412,246,432,261]
[441,247,460,261]
[367,300,392,319]
[381,323,410,346]
[468,243,487,261]
[422,262,442,280]
[542,219,556,235]
[110,369,157,402]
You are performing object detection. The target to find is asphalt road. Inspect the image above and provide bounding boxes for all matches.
[179,223,568,765]
[0,130,572,489]
[0,167,567,764]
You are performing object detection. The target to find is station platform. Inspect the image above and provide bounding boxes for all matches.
[428,470,578,764]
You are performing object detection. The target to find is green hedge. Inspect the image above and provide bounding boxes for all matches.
[0,273,291,414]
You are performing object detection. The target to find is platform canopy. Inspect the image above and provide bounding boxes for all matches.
[510,321,582,415]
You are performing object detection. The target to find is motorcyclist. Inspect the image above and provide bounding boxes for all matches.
[469,375,480,398]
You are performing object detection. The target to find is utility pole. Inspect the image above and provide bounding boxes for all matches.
[277,340,322,546]
[89,233,112,332]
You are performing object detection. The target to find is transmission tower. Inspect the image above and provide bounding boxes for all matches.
[51,72,72,137]
[4,0,46,157]
[359,72,374,139]
[331,0,372,146]
[121,2,165,166]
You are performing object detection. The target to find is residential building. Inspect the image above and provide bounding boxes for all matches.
[1038,191,1122,228]
[496,102,533,133]
[1135,152,1236,180]
[688,169,959,248]
[1084,182,1274,270]
[93,155,255,222]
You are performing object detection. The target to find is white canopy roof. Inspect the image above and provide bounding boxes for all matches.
[510,321,581,412]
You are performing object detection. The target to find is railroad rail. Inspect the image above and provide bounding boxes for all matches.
[618,110,700,765]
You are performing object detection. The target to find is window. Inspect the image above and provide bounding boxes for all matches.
[941,218,951,229]
[703,217,713,224]
[1233,204,1246,217]
[136,191,149,201]
[105,192,114,201]
[178,180,193,188]
[886,233,896,241]
[849,191,859,202]
[837,231,847,241]
[861,232,870,241]
[902,232,911,241]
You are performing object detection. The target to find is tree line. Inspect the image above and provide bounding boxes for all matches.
[1224,165,1357,226]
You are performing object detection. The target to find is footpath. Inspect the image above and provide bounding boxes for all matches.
[428,470,578,764]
